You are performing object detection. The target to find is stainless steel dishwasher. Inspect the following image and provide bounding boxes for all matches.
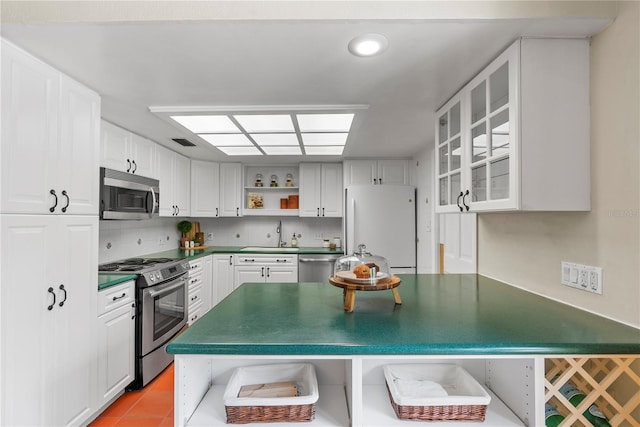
[298,253,342,282]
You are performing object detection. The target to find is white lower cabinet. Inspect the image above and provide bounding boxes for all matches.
[188,257,212,325]
[233,254,298,287]
[212,254,235,307]
[173,355,538,427]
[97,281,135,408]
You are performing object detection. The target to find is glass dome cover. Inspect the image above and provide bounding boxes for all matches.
[333,244,391,283]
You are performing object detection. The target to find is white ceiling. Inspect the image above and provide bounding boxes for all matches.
[0,2,613,163]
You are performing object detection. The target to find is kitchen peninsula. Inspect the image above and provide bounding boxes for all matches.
[167,275,640,427]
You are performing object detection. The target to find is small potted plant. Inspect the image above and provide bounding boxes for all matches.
[177,220,192,248]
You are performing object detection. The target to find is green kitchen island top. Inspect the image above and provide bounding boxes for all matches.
[167,274,640,356]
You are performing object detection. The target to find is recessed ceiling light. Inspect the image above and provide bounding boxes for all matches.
[170,115,239,133]
[216,146,263,156]
[234,115,295,132]
[302,133,348,146]
[305,146,345,155]
[261,146,302,155]
[251,133,299,146]
[199,134,253,146]
[297,114,354,132]
[348,33,388,57]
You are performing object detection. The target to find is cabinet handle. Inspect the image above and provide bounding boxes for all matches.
[47,287,56,311]
[176,205,180,216]
[462,190,470,212]
[322,207,325,217]
[216,207,219,217]
[58,284,67,307]
[112,292,126,301]
[61,190,70,213]
[49,189,58,212]
[316,208,320,217]
[132,160,137,173]
[266,267,270,278]
[456,192,464,212]
[379,178,382,184]
[126,159,131,173]
[373,178,377,184]
[131,302,136,319]
[191,295,198,302]
[229,256,233,265]
[236,207,239,216]
[261,267,265,277]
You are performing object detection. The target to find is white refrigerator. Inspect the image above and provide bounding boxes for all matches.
[344,185,417,274]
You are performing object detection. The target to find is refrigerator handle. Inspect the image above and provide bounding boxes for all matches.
[346,197,356,254]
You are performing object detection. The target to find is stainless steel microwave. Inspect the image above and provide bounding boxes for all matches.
[100,167,159,220]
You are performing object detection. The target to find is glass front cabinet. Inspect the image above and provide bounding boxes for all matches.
[436,38,591,213]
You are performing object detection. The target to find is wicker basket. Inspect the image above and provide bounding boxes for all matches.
[223,363,318,424]
[384,364,490,422]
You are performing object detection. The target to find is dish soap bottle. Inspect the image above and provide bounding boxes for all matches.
[290,233,298,248]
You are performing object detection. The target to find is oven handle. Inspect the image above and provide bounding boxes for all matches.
[147,277,186,299]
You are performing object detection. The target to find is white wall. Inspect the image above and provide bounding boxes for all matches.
[477,1,640,327]
[413,146,437,273]
[99,216,342,263]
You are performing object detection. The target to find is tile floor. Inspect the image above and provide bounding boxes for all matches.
[89,364,174,427]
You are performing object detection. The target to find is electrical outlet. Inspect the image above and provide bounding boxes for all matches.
[561,262,603,294]
[207,232,213,241]
[314,233,324,240]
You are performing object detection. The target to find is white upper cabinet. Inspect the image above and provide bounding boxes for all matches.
[343,159,409,187]
[435,38,590,213]
[101,121,156,178]
[219,163,243,217]
[191,160,220,217]
[1,40,100,215]
[156,145,191,217]
[299,163,343,217]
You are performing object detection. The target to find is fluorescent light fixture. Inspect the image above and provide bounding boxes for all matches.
[251,133,299,146]
[348,33,388,57]
[234,114,295,132]
[305,146,344,155]
[216,146,263,156]
[261,146,302,155]
[302,133,348,146]
[199,134,253,146]
[170,115,239,133]
[297,114,354,132]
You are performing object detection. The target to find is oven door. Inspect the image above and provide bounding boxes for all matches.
[140,275,187,356]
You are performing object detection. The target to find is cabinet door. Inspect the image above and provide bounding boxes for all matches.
[156,145,175,216]
[377,160,408,185]
[1,40,59,214]
[299,164,321,217]
[265,266,298,283]
[220,163,242,217]
[59,76,101,215]
[55,215,98,426]
[435,96,464,213]
[0,215,57,425]
[440,213,477,273]
[320,164,343,217]
[100,120,131,173]
[174,153,191,217]
[97,298,135,406]
[130,134,157,178]
[343,160,376,186]
[212,255,234,306]
[234,265,264,287]
[191,160,220,217]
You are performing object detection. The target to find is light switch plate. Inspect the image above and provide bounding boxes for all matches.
[561,261,603,294]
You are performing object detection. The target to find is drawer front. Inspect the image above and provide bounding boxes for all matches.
[188,299,204,325]
[189,259,204,273]
[188,284,202,307]
[234,255,297,265]
[98,281,135,315]
[188,272,203,289]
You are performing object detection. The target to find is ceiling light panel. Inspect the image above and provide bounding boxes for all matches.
[234,114,295,132]
[261,146,302,155]
[216,146,263,156]
[199,134,254,146]
[297,113,354,132]
[251,133,299,146]
[171,115,239,133]
[305,146,344,155]
[301,133,348,145]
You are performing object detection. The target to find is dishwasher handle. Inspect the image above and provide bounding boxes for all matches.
[299,257,340,263]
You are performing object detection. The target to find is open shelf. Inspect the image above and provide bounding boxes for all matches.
[243,208,299,216]
[186,384,350,426]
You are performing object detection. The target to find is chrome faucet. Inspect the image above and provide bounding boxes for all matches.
[276,220,286,247]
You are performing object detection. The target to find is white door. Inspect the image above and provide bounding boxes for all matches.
[343,160,376,186]
[234,265,264,288]
[219,163,242,217]
[265,266,298,283]
[440,213,477,273]
[174,153,191,217]
[299,164,321,217]
[377,160,408,185]
[212,255,234,305]
[130,134,157,178]
[156,145,175,216]
[100,120,131,173]
[320,164,343,217]
[191,161,220,217]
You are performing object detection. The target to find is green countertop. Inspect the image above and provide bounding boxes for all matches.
[146,246,344,260]
[167,274,640,356]
[98,274,138,290]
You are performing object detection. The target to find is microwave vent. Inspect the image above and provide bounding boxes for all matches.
[172,138,196,147]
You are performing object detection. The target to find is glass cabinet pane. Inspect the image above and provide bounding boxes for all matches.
[450,102,461,136]
[438,113,448,143]
[490,157,509,200]
[471,122,487,163]
[490,62,509,112]
[439,145,448,173]
[472,165,487,202]
[450,173,461,206]
[439,177,448,206]
[490,109,510,157]
[471,81,486,123]
[450,137,461,171]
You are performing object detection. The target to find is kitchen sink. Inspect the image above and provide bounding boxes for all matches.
[240,246,299,252]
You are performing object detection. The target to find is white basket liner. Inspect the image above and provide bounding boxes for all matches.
[224,363,319,407]
[383,364,491,407]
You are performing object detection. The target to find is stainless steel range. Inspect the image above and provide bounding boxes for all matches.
[99,257,189,390]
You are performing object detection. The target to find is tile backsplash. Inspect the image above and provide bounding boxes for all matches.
[99,216,342,263]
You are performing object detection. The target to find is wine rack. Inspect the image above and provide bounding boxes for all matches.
[545,357,640,426]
